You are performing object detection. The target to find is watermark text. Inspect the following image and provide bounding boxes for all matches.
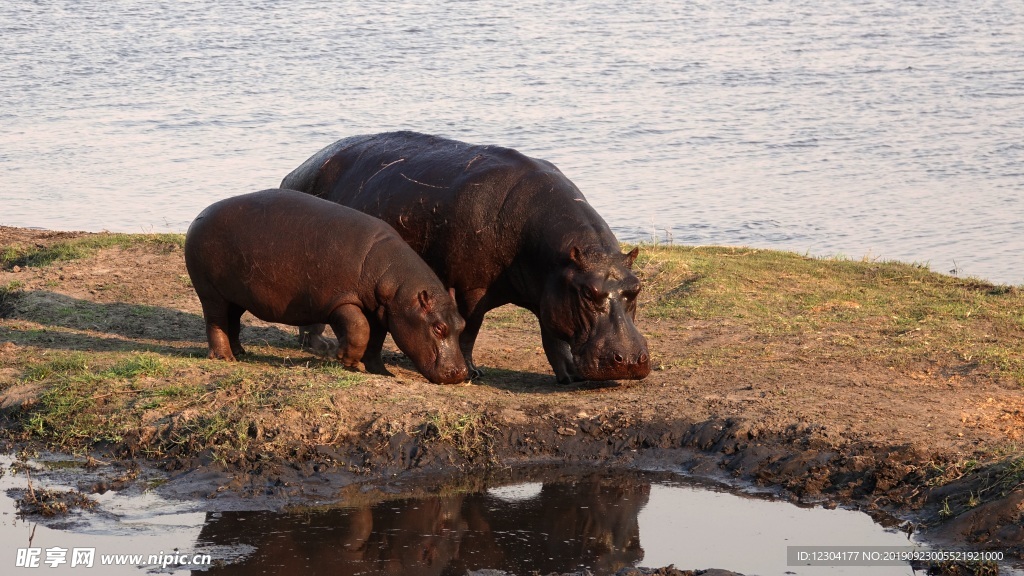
[788,546,1003,566]
[15,548,212,569]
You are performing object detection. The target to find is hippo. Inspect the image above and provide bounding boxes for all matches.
[281,131,650,383]
[183,189,468,385]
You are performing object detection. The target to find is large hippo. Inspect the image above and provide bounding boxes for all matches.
[281,131,650,383]
[183,189,468,385]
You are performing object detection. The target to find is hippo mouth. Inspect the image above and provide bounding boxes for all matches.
[572,350,651,381]
[418,348,469,385]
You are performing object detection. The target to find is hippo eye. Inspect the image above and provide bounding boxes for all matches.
[582,285,607,304]
[432,323,448,338]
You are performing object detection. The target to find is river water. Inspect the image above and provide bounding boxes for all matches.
[1,0,1022,283]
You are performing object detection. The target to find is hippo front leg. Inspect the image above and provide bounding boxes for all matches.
[540,325,582,384]
[457,288,490,380]
[360,316,394,376]
[459,313,485,380]
[327,304,371,370]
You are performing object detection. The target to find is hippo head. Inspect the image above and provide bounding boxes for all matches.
[540,246,651,382]
[388,286,469,384]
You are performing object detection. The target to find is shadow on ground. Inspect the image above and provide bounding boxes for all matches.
[2,290,294,355]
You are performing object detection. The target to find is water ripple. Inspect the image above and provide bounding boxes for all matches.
[1,0,1022,283]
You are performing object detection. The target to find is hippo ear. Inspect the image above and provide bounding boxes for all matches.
[418,289,434,314]
[623,247,639,269]
[448,286,457,303]
[569,246,586,270]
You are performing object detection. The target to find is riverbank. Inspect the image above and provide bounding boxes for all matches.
[2,226,1023,560]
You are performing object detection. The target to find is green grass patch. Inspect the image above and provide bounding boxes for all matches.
[632,245,1024,383]
[22,352,91,382]
[1,233,184,270]
[311,362,366,389]
[423,411,494,461]
[102,353,169,379]
[153,383,205,398]
[23,374,135,447]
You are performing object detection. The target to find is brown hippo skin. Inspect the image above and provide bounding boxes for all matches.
[281,131,650,383]
[183,189,468,385]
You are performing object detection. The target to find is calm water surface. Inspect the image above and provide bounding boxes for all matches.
[1,0,1022,283]
[1,459,939,576]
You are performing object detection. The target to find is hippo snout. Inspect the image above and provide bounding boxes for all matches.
[576,346,651,381]
[612,351,650,369]
[607,350,651,380]
[430,364,470,385]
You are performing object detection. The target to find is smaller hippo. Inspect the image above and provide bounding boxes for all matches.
[183,189,468,384]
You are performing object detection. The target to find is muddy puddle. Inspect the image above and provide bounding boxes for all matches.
[0,455,1012,575]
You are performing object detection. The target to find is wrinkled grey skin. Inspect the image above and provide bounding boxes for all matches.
[184,189,468,384]
[281,132,650,384]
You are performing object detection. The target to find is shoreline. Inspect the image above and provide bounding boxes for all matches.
[3,222,1015,287]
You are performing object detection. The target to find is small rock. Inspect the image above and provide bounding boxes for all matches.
[12,265,21,272]
[556,426,577,436]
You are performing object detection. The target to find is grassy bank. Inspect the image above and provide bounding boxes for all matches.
[634,244,1023,383]
[2,230,1023,458]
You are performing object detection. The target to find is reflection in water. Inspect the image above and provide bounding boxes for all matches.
[0,461,931,575]
[194,471,923,575]
[196,473,648,575]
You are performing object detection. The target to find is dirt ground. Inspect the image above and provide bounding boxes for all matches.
[1,226,1023,564]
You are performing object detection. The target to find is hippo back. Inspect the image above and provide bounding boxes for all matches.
[282,132,651,382]
[282,131,617,301]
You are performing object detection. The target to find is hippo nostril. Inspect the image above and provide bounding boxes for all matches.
[614,353,624,364]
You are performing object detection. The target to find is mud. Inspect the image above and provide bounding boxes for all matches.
[150,412,1023,554]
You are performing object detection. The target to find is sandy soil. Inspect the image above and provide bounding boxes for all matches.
[1,226,1022,564]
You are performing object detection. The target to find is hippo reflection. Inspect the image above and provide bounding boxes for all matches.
[194,473,650,575]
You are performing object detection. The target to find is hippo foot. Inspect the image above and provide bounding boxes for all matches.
[363,358,394,377]
[327,357,364,373]
[467,365,484,381]
[208,349,236,362]
[553,363,585,385]
[300,334,338,358]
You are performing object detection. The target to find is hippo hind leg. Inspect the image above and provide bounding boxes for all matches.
[227,303,246,357]
[540,324,583,384]
[199,297,237,361]
[299,323,338,357]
